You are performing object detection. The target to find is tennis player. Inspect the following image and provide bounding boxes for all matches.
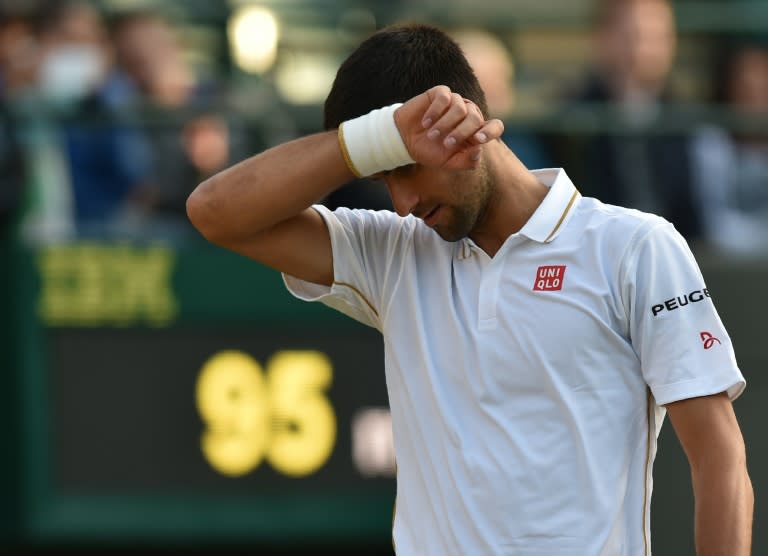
[187,23,753,555]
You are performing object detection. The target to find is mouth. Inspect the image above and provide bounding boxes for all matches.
[423,205,441,227]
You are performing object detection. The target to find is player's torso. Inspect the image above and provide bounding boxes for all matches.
[383,201,653,555]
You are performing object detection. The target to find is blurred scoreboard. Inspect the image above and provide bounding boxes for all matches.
[9,241,767,554]
[10,241,396,546]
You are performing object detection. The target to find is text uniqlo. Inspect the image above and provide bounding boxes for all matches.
[533,265,566,291]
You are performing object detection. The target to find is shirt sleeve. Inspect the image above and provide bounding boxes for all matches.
[622,220,746,406]
[282,205,412,331]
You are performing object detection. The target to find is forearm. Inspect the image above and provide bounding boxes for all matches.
[187,130,353,244]
[692,464,753,555]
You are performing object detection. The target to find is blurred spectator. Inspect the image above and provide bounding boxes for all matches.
[554,0,701,239]
[453,28,551,169]
[17,0,152,239]
[16,4,246,240]
[35,1,108,106]
[691,43,768,255]
[0,12,31,237]
[110,11,196,109]
[0,11,38,99]
[108,11,247,234]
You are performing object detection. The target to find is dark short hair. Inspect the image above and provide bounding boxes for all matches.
[324,23,488,130]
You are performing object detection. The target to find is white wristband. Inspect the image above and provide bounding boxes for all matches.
[338,103,416,178]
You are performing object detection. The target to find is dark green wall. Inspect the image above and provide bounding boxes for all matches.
[0,238,20,545]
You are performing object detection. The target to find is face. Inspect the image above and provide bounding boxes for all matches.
[36,3,110,103]
[728,49,768,110]
[380,159,495,242]
[600,0,676,91]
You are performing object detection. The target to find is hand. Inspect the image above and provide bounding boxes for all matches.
[394,85,504,171]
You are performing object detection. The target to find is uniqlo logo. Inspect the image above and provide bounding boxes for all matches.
[533,265,566,291]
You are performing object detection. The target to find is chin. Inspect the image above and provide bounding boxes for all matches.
[434,224,469,243]
[434,230,458,242]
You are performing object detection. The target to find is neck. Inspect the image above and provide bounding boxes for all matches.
[469,141,549,257]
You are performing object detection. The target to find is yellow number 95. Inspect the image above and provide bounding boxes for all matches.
[195,350,336,478]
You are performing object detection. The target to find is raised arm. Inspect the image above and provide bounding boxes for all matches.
[186,130,348,286]
[666,392,753,555]
[186,86,503,286]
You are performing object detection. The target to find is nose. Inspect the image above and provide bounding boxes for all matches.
[386,178,420,217]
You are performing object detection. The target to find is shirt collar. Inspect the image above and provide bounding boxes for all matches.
[455,168,581,259]
[517,168,581,244]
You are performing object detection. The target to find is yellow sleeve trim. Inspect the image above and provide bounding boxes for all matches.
[641,388,653,556]
[338,123,363,178]
[334,281,378,317]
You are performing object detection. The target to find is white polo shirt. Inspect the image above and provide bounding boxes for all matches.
[283,169,745,556]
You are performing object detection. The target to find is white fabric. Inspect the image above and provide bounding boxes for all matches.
[283,168,745,556]
[339,103,415,177]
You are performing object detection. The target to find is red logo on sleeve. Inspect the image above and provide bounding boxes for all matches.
[700,331,721,350]
[533,265,566,291]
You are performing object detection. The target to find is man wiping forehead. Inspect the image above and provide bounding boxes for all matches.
[188,23,752,556]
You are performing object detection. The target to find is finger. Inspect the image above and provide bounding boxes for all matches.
[442,117,503,171]
[420,85,454,129]
[426,93,475,145]
[439,103,488,148]
[470,118,505,145]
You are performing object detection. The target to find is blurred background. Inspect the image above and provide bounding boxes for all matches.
[0,0,766,554]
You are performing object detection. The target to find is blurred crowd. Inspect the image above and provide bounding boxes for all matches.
[551,0,768,255]
[0,0,766,256]
[0,0,265,242]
